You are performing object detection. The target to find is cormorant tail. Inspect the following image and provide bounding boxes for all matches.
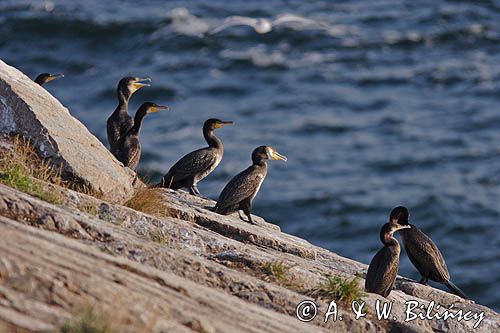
[445,281,470,300]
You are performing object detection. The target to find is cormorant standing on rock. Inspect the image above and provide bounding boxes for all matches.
[214,146,287,224]
[34,73,64,86]
[157,118,233,196]
[107,77,151,153]
[114,102,169,171]
[392,206,470,299]
[365,221,410,297]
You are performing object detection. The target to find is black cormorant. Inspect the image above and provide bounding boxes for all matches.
[365,222,410,297]
[214,146,287,224]
[107,77,151,153]
[157,118,233,196]
[34,73,64,86]
[114,102,169,171]
[392,206,470,299]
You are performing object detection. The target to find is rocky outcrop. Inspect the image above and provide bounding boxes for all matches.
[0,62,498,332]
[0,183,498,332]
[0,60,137,202]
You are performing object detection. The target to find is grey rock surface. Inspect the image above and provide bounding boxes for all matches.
[0,59,137,202]
[0,184,498,332]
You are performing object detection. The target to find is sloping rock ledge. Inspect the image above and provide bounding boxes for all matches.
[0,62,498,333]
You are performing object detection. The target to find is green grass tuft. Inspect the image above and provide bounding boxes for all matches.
[0,136,63,204]
[0,157,61,204]
[261,261,289,283]
[310,275,365,305]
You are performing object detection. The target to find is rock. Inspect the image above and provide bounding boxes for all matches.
[0,60,137,202]
[1,183,499,332]
[0,214,331,333]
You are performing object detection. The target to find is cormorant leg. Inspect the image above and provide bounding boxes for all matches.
[189,185,201,196]
[238,210,247,221]
[418,276,428,285]
[242,199,257,225]
[246,213,257,225]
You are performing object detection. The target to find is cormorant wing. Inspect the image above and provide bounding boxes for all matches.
[366,246,399,296]
[167,147,218,179]
[208,16,259,35]
[216,166,264,210]
[403,226,450,282]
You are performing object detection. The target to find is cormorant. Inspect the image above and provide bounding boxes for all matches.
[392,206,470,299]
[214,146,287,224]
[107,77,151,153]
[34,73,64,86]
[114,102,169,171]
[157,118,233,196]
[365,222,410,297]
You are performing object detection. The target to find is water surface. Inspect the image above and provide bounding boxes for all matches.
[1,0,499,310]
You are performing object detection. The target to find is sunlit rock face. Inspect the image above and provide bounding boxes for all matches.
[0,60,138,202]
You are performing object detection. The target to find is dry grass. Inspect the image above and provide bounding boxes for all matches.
[309,275,365,306]
[0,136,63,203]
[125,188,175,218]
[78,203,99,217]
[60,304,115,333]
[0,135,104,203]
[150,224,170,245]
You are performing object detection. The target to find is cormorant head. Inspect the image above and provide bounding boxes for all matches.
[252,146,287,164]
[380,222,411,244]
[203,118,234,131]
[137,102,170,116]
[390,206,410,225]
[34,73,64,86]
[118,76,151,98]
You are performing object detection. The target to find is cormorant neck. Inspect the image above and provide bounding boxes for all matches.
[252,158,267,167]
[130,109,147,135]
[382,233,399,247]
[204,128,222,150]
[117,89,131,108]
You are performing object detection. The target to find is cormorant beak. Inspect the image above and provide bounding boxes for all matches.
[47,73,64,82]
[216,120,234,128]
[149,105,170,113]
[132,77,151,90]
[393,224,411,232]
[271,150,287,162]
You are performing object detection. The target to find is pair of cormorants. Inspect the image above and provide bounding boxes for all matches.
[154,118,287,224]
[36,74,167,171]
[106,77,169,171]
[366,206,469,299]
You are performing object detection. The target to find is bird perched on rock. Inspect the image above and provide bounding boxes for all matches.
[365,220,410,297]
[107,77,151,154]
[157,118,233,196]
[114,102,169,171]
[34,73,64,86]
[214,146,287,224]
[392,206,470,299]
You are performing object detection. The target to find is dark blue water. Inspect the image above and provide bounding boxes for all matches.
[1,0,499,310]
